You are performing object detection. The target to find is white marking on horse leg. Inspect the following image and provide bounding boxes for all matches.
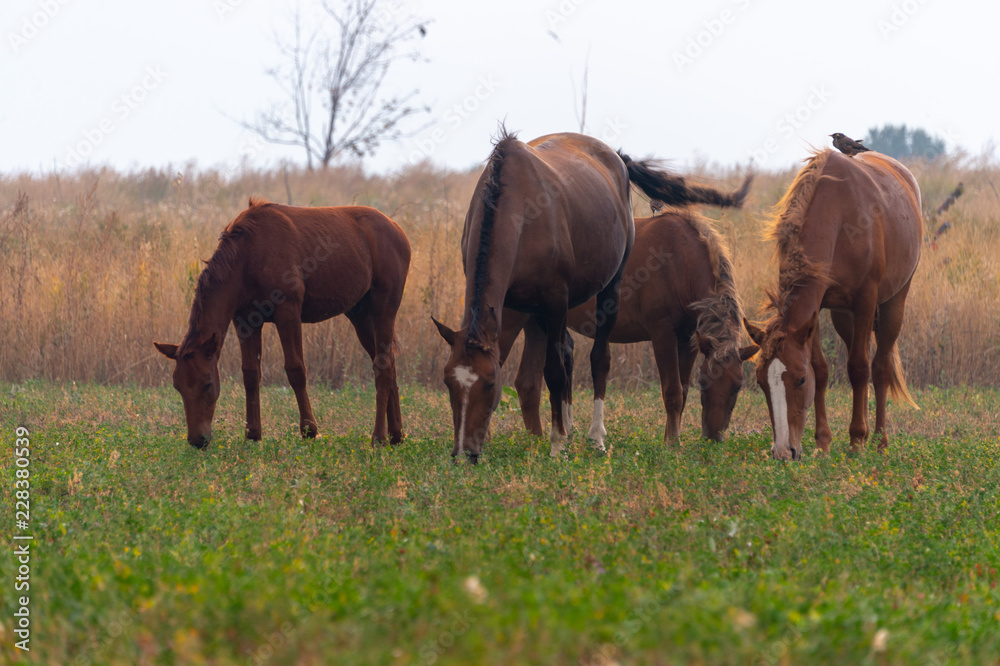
[563,401,573,433]
[767,359,789,456]
[588,398,607,451]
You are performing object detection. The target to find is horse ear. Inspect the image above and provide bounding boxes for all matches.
[791,311,819,345]
[743,318,766,346]
[153,341,179,360]
[694,331,713,356]
[432,317,457,346]
[739,344,760,362]
[200,331,221,358]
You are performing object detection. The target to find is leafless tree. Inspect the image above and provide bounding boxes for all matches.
[247,1,430,170]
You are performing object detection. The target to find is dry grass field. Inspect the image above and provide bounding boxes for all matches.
[1,155,998,393]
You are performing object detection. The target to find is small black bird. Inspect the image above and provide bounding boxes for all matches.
[830,133,871,156]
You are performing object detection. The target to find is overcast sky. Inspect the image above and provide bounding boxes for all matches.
[3,0,998,177]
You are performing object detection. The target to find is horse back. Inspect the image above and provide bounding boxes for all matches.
[245,204,409,321]
[811,152,922,306]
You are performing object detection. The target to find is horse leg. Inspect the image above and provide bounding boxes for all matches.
[274,306,319,438]
[346,305,388,444]
[651,328,683,444]
[845,296,877,452]
[871,282,912,451]
[513,316,546,436]
[236,321,263,441]
[589,267,626,451]
[811,325,832,453]
[540,312,570,456]
[562,329,575,433]
[677,334,697,418]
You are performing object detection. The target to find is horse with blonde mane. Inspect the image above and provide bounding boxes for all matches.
[744,149,922,460]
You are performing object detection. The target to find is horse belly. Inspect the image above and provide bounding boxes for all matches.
[299,268,372,322]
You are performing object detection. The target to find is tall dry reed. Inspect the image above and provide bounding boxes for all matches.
[1,156,997,391]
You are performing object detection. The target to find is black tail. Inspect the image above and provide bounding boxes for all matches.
[618,151,752,208]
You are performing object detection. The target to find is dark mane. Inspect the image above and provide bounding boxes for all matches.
[757,150,835,361]
[685,213,744,365]
[182,198,270,348]
[467,128,518,344]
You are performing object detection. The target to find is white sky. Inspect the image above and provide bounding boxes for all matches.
[2,0,998,176]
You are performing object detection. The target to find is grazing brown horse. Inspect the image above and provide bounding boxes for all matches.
[154,199,410,448]
[744,149,921,460]
[501,205,758,444]
[434,129,751,462]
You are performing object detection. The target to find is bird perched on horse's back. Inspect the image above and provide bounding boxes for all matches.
[830,133,871,156]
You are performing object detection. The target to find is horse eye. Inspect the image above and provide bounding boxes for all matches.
[204,382,213,393]
[797,377,806,387]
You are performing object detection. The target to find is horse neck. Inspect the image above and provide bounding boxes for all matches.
[462,211,521,345]
[187,272,242,344]
[779,276,826,334]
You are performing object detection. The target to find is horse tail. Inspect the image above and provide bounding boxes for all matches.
[618,151,752,208]
[885,340,919,409]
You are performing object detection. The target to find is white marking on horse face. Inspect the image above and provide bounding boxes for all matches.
[457,395,468,456]
[451,365,480,455]
[767,359,789,453]
[452,365,478,389]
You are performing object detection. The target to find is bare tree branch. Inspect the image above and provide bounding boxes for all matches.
[244,0,430,170]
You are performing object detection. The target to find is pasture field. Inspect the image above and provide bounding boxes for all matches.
[2,380,999,665]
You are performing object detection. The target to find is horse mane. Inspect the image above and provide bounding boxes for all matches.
[757,150,836,361]
[183,198,271,347]
[685,213,744,364]
[467,127,518,345]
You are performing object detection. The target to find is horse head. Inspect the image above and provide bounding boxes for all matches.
[744,314,818,460]
[153,332,222,449]
[433,316,502,464]
[694,332,758,441]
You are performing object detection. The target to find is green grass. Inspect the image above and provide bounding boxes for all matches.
[2,380,999,665]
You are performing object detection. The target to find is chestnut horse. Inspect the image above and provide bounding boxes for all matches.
[154,199,410,448]
[501,205,758,444]
[744,149,921,460]
[433,129,751,462]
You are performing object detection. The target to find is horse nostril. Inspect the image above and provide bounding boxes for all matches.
[467,452,479,465]
[189,435,209,450]
[790,447,799,460]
